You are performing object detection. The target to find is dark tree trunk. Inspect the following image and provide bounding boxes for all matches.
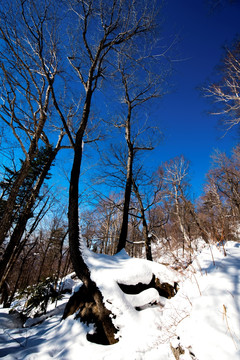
[117,148,133,253]
[68,90,117,345]
[68,93,92,286]
[116,106,133,253]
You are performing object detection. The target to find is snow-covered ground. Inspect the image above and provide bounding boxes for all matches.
[0,240,239,359]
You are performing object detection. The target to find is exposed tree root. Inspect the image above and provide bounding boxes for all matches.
[118,275,178,299]
[62,284,118,345]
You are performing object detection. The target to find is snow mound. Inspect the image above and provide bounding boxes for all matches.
[0,240,240,359]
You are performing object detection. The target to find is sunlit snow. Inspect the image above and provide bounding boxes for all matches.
[0,241,240,359]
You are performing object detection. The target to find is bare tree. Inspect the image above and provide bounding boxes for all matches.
[61,0,161,344]
[205,40,240,134]
[162,156,193,255]
[81,194,122,255]
[113,44,164,252]
[198,145,240,243]
[211,147,240,216]
[0,0,68,247]
[198,177,228,244]
[131,171,166,261]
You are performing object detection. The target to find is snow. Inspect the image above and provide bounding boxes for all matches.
[0,240,240,359]
[124,288,165,308]
[176,242,240,360]
[58,274,76,293]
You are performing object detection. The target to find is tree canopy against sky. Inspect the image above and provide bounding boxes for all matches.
[146,0,240,197]
[0,0,167,342]
[1,0,239,205]
[1,2,240,347]
[25,0,240,202]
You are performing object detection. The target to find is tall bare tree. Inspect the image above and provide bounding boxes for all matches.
[205,40,240,134]
[60,0,161,343]
[131,171,166,261]
[0,0,67,247]
[162,156,193,255]
[198,145,240,243]
[114,44,163,252]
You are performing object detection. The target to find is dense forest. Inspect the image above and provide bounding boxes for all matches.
[0,0,240,353]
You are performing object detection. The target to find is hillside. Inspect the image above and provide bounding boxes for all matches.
[0,240,239,360]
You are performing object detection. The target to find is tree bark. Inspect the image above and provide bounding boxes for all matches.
[173,184,190,256]
[116,147,133,253]
[132,179,153,261]
[68,89,117,345]
[116,105,133,253]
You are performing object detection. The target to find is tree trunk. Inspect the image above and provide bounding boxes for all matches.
[7,240,37,306]
[116,150,133,253]
[173,185,190,256]
[0,145,58,288]
[0,159,31,247]
[116,106,133,253]
[54,230,68,290]
[132,179,153,261]
[0,110,49,247]
[68,90,117,345]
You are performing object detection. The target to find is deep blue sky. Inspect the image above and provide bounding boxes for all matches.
[149,0,240,198]
[34,0,240,203]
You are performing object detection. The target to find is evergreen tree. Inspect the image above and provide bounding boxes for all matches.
[0,146,53,223]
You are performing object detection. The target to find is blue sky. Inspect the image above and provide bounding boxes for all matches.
[147,0,240,198]
[6,0,238,203]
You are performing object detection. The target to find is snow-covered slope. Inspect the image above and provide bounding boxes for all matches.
[0,241,239,359]
[176,241,240,360]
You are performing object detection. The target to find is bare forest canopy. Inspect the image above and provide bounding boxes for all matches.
[0,0,240,345]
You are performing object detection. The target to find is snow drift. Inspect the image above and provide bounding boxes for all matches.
[0,240,239,359]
